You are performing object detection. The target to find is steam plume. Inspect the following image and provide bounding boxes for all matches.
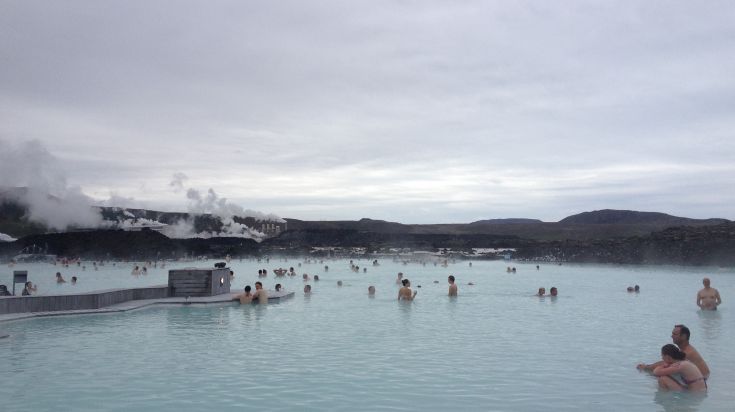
[0,139,102,230]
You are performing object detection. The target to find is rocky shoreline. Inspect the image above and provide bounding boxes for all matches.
[2,222,734,266]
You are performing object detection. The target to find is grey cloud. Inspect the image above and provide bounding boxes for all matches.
[1,1,734,222]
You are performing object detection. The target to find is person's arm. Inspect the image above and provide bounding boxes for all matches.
[715,290,722,306]
[696,291,703,308]
[653,362,680,377]
[637,360,664,371]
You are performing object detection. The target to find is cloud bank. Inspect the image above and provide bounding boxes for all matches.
[1,1,734,222]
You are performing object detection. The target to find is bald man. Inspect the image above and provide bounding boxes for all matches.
[697,277,721,310]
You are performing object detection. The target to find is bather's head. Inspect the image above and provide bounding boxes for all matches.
[448,275,455,284]
[275,283,282,291]
[550,287,558,296]
[244,285,251,294]
[672,324,690,344]
[661,344,686,362]
[255,282,263,290]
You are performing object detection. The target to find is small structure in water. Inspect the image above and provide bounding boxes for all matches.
[168,267,231,297]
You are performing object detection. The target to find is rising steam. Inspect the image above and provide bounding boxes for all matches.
[0,139,103,231]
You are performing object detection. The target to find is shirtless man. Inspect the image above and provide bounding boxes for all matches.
[251,281,268,304]
[237,285,253,304]
[396,272,403,285]
[448,275,458,296]
[697,277,721,310]
[637,324,710,379]
[398,279,417,301]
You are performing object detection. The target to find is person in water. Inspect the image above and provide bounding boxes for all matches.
[368,285,375,296]
[304,284,312,294]
[237,285,253,304]
[653,344,707,392]
[637,324,710,380]
[536,287,546,296]
[22,281,37,296]
[71,276,77,285]
[0,284,12,296]
[549,287,558,297]
[398,279,417,301]
[56,272,66,283]
[697,277,721,310]
[448,275,458,296]
[396,272,403,285]
[251,281,268,304]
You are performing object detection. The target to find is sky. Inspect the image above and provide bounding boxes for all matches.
[1,1,734,224]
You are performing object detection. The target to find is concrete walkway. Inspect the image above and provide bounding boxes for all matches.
[0,291,294,324]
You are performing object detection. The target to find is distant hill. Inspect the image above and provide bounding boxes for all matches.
[559,209,728,225]
[470,218,543,225]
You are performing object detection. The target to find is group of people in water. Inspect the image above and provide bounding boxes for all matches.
[635,277,722,393]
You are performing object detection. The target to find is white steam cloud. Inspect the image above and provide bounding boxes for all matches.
[161,174,285,240]
[0,139,102,231]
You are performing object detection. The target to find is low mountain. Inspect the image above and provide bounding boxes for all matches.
[559,209,728,225]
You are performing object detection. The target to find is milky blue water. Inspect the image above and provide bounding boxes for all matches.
[1,258,733,411]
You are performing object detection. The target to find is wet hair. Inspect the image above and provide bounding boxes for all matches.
[402,279,409,286]
[275,283,282,291]
[255,281,262,287]
[661,344,686,360]
[634,285,640,291]
[244,285,251,292]
[71,276,77,282]
[314,275,319,281]
[448,275,455,282]
[675,324,690,340]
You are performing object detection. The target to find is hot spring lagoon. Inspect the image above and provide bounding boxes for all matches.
[1,258,733,411]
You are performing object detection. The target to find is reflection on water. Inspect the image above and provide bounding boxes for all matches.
[697,310,722,341]
[654,389,706,412]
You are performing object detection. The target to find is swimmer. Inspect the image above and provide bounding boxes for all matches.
[696,277,721,310]
[237,285,253,304]
[275,283,282,292]
[71,276,77,285]
[549,287,558,297]
[398,279,417,301]
[303,274,310,281]
[634,285,640,292]
[22,281,36,296]
[251,282,268,304]
[314,275,319,281]
[536,287,546,296]
[131,265,140,276]
[56,272,66,283]
[448,275,457,296]
[653,344,707,392]
[396,272,403,285]
[637,324,710,379]
[368,285,375,296]
[627,286,634,292]
[230,270,235,280]
[304,284,311,294]
[337,280,343,287]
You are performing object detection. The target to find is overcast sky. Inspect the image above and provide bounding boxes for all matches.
[1,1,734,223]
